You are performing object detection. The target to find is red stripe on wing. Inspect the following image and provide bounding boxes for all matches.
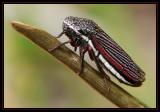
[90,33,145,84]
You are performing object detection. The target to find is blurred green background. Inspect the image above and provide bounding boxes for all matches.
[4,4,156,108]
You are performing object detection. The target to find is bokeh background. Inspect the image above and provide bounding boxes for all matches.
[4,4,156,108]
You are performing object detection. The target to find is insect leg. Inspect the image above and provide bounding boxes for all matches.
[88,47,106,78]
[88,46,110,91]
[74,47,77,52]
[77,45,87,75]
[49,39,71,52]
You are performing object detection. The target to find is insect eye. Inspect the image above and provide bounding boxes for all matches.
[79,29,89,36]
[79,29,84,34]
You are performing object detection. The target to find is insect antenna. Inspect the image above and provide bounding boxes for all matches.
[56,31,64,38]
[49,31,70,52]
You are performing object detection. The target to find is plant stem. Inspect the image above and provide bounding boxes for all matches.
[11,21,148,108]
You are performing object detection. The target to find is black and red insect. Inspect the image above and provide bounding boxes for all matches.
[51,16,145,87]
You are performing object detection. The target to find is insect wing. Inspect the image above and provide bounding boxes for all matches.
[91,31,145,84]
